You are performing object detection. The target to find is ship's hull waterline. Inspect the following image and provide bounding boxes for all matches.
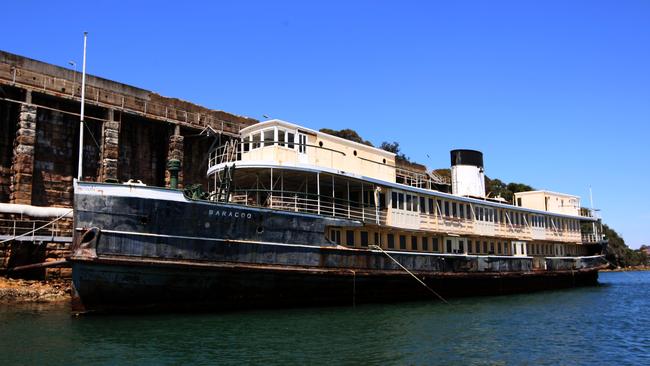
[69,182,605,313]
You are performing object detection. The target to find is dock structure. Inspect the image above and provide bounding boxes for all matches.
[0,50,257,277]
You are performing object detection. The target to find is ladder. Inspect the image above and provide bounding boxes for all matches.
[215,164,236,202]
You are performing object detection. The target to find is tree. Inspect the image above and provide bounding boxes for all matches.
[319,128,374,146]
[380,141,411,163]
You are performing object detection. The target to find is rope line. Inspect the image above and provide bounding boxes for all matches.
[0,210,73,245]
[369,245,449,305]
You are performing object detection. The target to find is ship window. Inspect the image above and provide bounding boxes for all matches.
[361,231,369,247]
[466,204,471,219]
[278,130,286,147]
[446,239,452,253]
[444,201,450,217]
[452,202,458,218]
[406,195,412,211]
[330,229,341,244]
[436,200,443,216]
[391,192,398,209]
[411,236,418,250]
[346,230,355,247]
[458,240,464,253]
[242,137,250,152]
[252,132,261,149]
[503,243,508,255]
[428,198,434,215]
[399,235,407,249]
[263,129,274,147]
[398,193,405,210]
[468,240,473,253]
[420,197,426,213]
[497,242,502,254]
[490,242,495,254]
[374,232,380,245]
[387,234,395,248]
[287,132,295,149]
[422,237,429,251]
[432,237,439,251]
[483,241,488,253]
[459,204,464,219]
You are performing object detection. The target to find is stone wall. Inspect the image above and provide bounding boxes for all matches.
[117,113,170,186]
[0,100,18,202]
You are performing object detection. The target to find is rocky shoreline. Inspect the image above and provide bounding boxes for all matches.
[0,277,70,304]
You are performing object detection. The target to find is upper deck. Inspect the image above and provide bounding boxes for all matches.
[206,119,603,247]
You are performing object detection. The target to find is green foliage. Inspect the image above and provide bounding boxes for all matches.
[319,128,374,146]
[380,141,411,163]
[603,224,648,267]
[485,177,533,203]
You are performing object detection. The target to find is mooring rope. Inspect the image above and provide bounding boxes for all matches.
[0,209,74,245]
[369,245,449,305]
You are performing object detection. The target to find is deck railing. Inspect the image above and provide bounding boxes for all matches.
[227,190,387,225]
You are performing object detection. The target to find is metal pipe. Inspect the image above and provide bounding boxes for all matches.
[77,31,88,180]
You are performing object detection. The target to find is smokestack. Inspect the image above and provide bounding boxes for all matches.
[450,149,485,197]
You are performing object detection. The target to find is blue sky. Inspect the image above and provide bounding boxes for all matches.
[3,1,649,248]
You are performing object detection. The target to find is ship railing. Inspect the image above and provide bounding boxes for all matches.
[0,218,72,242]
[581,233,602,243]
[228,189,387,225]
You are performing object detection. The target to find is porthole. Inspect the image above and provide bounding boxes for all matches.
[256,226,264,234]
[353,150,357,156]
[319,141,323,147]
[382,158,386,164]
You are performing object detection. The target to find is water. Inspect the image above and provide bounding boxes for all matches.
[1,271,648,366]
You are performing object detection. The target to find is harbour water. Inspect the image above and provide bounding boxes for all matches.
[1,271,648,365]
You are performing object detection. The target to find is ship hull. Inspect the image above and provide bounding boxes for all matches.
[69,181,605,313]
[71,257,599,313]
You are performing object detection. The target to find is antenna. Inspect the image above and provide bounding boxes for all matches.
[77,32,88,180]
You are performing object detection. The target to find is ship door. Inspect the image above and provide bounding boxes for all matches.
[511,241,528,257]
[297,133,308,163]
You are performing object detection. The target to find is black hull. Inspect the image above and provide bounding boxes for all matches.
[71,258,599,313]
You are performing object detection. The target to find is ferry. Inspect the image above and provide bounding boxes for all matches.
[69,119,607,312]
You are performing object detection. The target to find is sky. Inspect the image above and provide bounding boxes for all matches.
[2,1,649,248]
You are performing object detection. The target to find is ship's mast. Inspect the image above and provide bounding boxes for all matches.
[77,31,88,180]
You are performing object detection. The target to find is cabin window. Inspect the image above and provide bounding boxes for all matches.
[444,201,450,217]
[387,234,395,249]
[458,240,465,253]
[330,229,341,244]
[459,204,465,219]
[406,195,413,211]
[287,132,295,149]
[420,197,426,213]
[278,130,286,147]
[242,137,250,152]
[391,192,398,209]
[468,240,473,253]
[432,237,439,252]
[490,242,495,254]
[497,242,502,254]
[422,237,429,251]
[446,239,453,253]
[483,241,488,253]
[398,193,405,210]
[346,230,355,247]
[411,236,418,250]
[361,231,369,247]
[452,202,458,218]
[374,232,380,245]
[252,132,261,149]
[262,129,274,147]
[428,198,434,215]
[503,243,508,255]
[298,134,307,154]
[399,235,407,249]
